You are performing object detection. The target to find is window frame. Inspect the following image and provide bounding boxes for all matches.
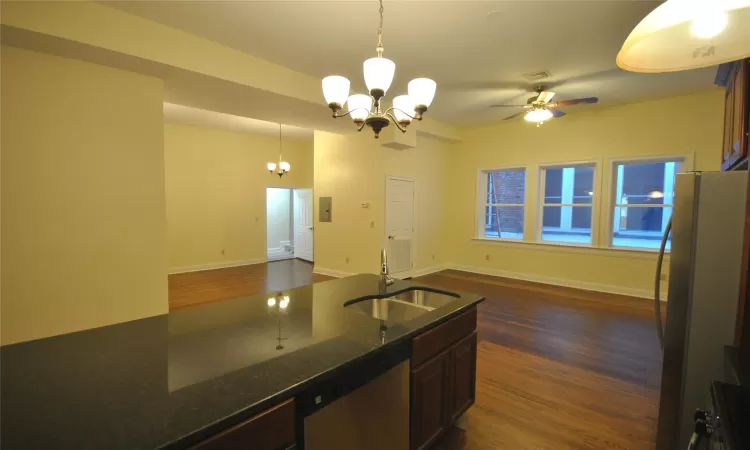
[536,161,599,247]
[606,155,690,252]
[476,166,528,241]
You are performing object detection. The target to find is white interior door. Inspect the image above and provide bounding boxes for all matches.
[294,189,314,262]
[385,177,415,274]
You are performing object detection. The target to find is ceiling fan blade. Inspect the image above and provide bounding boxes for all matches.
[536,91,556,103]
[548,97,599,108]
[502,110,527,121]
[489,104,529,108]
[549,108,566,118]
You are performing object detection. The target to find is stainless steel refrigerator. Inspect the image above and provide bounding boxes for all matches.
[655,171,747,449]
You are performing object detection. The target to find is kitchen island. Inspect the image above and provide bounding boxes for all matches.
[1,274,484,450]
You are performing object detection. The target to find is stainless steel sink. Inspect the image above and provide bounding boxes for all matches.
[345,288,460,323]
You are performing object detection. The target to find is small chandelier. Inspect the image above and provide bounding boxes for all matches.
[321,0,436,138]
[267,293,290,310]
[267,124,290,177]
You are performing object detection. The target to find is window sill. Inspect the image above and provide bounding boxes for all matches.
[471,237,669,259]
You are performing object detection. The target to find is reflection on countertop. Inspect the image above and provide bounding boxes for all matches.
[1,274,483,450]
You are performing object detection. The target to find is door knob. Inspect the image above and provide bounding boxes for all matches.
[308,226,314,230]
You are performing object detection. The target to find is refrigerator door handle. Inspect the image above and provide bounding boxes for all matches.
[654,217,672,351]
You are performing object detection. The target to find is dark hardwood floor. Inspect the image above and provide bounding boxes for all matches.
[168,259,329,310]
[168,263,662,449]
[419,270,661,450]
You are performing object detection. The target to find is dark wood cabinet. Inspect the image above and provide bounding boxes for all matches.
[410,308,478,450]
[448,332,478,423]
[191,399,296,450]
[718,59,749,170]
[411,349,450,450]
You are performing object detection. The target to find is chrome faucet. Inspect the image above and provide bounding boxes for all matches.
[380,248,394,287]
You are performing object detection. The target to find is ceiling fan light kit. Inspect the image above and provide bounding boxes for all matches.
[617,0,750,73]
[490,86,598,126]
[321,0,436,138]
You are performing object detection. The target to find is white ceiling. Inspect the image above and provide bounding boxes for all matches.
[110,0,719,125]
[163,103,313,139]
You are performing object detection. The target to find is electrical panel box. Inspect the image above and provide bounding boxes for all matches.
[320,197,332,222]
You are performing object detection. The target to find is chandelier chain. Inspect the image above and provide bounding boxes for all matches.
[377,0,384,52]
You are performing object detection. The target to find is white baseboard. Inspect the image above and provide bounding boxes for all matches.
[305,262,662,301]
[267,248,293,257]
[312,267,356,278]
[313,264,448,280]
[393,264,448,279]
[447,264,665,300]
[168,258,266,275]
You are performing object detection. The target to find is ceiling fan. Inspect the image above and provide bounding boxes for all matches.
[490,86,599,125]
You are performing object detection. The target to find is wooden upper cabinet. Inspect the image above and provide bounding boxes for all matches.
[724,81,736,166]
[448,332,478,423]
[720,59,749,170]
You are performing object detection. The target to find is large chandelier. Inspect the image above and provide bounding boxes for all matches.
[321,0,436,138]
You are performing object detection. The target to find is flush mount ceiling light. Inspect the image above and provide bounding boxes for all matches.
[267,124,290,178]
[617,0,750,73]
[321,0,436,138]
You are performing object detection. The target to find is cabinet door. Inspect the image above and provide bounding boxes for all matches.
[411,350,449,450]
[731,61,748,161]
[191,399,295,450]
[723,81,736,168]
[723,60,749,170]
[448,332,478,422]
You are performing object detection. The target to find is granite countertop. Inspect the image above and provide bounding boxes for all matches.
[1,274,483,450]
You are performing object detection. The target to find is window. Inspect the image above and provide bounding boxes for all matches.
[611,159,682,250]
[480,169,526,239]
[539,164,595,245]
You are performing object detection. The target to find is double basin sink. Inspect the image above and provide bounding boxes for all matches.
[344,287,460,324]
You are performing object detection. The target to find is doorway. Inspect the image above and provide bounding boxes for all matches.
[385,176,415,275]
[267,188,294,261]
[265,187,313,263]
[293,188,313,262]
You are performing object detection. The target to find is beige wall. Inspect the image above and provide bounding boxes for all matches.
[313,131,449,276]
[444,90,725,297]
[164,124,313,271]
[1,46,167,345]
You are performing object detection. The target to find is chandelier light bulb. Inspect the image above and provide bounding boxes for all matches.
[392,95,415,124]
[363,57,396,95]
[267,297,276,307]
[279,161,291,172]
[690,4,728,38]
[347,94,374,122]
[267,162,277,172]
[408,78,437,109]
[279,296,290,309]
[322,76,351,107]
